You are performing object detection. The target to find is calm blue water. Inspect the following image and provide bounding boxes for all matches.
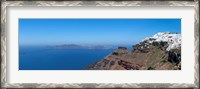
[19,46,114,70]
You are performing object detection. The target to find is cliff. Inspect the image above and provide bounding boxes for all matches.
[85,32,181,70]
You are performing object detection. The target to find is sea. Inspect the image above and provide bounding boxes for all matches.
[19,45,133,70]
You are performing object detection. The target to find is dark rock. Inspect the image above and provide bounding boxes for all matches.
[139,48,149,53]
[160,41,168,47]
[112,51,119,56]
[109,61,115,67]
[112,50,128,56]
[147,67,154,70]
[168,49,181,65]
[149,38,156,41]
[132,41,150,53]
[118,46,127,50]
[152,42,160,46]
[96,63,102,68]
[110,61,115,65]
[132,44,140,50]
[103,59,110,67]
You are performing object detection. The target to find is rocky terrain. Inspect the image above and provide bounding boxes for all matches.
[85,32,181,70]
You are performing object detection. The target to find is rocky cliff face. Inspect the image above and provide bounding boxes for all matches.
[85,32,181,70]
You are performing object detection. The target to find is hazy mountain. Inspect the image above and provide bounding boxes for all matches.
[47,44,113,50]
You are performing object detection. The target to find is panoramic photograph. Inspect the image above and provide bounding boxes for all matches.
[19,19,181,70]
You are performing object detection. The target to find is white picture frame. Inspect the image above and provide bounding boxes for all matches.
[1,1,199,88]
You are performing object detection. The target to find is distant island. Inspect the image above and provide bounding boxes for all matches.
[47,44,114,50]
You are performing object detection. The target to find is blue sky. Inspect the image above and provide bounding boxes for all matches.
[19,19,181,46]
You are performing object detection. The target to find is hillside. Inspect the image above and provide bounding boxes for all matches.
[85,32,181,70]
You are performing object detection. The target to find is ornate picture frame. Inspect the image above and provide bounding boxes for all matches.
[1,0,199,89]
